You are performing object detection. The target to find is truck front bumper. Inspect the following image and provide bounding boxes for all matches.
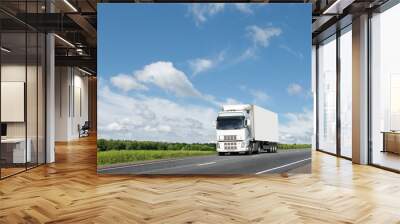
[216,141,248,152]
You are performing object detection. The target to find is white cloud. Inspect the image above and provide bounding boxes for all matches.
[240,85,270,104]
[201,93,241,108]
[102,122,127,132]
[109,61,239,108]
[234,3,253,14]
[237,47,257,62]
[110,74,147,92]
[279,44,304,59]
[235,25,282,62]
[98,85,217,143]
[249,89,270,103]
[279,108,313,144]
[134,61,202,98]
[189,58,213,75]
[188,3,225,25]
[223,98,242,105]
[188,51,225,76]
[246,25,282,47]
[144,125,172,133]
[99,84,313,144]
[287,83,303,96]
[188,3,256,25]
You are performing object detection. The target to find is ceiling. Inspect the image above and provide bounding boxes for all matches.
[1,0,395,74]
[311,0,390,43]
[0,0,97,75]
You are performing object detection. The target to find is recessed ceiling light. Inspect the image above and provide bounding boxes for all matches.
[323,0,354,15]
[63,0,78,12]
[1,47,11,53]
[78,67,93,76]
[54,34,75,48]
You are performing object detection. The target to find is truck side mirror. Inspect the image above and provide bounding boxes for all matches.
[246,119,251,127]
[212,120,217,127]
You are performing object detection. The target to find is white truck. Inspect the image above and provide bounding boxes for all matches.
[215,104,279,155]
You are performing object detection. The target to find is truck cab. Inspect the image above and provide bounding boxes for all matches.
[215,104,278,156]
[216,111,251,155]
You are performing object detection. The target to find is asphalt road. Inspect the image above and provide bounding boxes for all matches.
[98,149,311,175]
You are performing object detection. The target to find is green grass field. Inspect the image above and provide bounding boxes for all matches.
[96,139,311,165]
[97,139,311,152]
[277,144,311,150]
[97,150,216,165]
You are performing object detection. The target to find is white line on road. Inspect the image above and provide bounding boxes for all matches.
[255,157,311,174]
[98,157,191,171]
[197,162,216,166]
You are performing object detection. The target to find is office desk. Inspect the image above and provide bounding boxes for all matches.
[1,138,31,164]
[382,132,400,154]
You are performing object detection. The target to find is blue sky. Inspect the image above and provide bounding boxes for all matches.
[98,3,313,143]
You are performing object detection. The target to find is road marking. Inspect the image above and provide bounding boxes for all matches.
[137,157,239,174]
[255,157,311,174]
[100,155,236,174]
[197,162,216,166]
[97,157,191,171]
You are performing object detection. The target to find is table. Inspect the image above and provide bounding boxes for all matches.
[382,131,400,154]
[1,138,31,164]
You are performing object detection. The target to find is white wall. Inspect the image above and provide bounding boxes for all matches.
[55,66,69,141]
[55,67,89,141]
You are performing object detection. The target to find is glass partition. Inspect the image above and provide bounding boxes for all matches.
[0,2,46,179]
[371,3,400,171]
[1,31,28,177]
[317,35,337,154]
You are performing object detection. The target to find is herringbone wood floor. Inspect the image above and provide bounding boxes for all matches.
[1,135,400,224]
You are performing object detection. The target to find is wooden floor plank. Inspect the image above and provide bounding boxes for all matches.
[1,135,400,223]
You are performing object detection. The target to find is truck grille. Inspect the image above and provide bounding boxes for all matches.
[224,142,237,150]
[224,135,237,141]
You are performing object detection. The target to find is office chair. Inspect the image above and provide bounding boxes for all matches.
[79,121,90,138]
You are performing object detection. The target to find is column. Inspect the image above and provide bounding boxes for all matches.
[352,14,369,164]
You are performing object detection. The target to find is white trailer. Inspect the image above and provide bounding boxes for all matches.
[215,104,279,155]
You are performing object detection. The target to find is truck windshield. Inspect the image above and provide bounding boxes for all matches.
[216,116,245,130]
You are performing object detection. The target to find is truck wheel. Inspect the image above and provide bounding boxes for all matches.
[253,148,259,154]
[251,143,259,154]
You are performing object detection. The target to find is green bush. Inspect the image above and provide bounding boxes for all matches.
[97,139,216,152]
[97,150,216,165]
[97,139,310,152]
[97,139,107,151]
[277,144,311,149]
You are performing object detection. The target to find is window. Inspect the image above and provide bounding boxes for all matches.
[339,26,352,158]
[370,3,400,171]
[317,35,337,154]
